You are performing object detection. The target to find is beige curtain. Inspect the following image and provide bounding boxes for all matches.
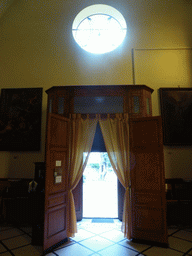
[99,113,131,239]
[67,114,97,238]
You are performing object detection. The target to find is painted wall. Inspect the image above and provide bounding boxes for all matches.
[0,0,191,179]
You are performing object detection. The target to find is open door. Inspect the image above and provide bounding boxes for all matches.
[74,162,120,220]
[74,122,122,221]
[73,177,83,221]
[44,113,69,251]
[118,179,125,221]
[129,116,168,246]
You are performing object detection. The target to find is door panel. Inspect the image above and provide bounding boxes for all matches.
[44,114,69,251]
[130,116,168,245]
[133,153,162,191]
[134,207,164,231]
[46,149,68,194]
[47,204,66,237]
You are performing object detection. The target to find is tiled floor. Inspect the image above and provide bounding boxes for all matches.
[0,219,192,255]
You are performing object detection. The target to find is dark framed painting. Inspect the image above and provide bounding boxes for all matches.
[159,88,192,145]
[0,88,43,151]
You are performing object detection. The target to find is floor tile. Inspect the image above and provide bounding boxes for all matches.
[79,223,115,234]
[71,229,95,242]
[118,239,151,253]
[168,228,178,236]
[2,234,31,249]
[54,238,75,250]
[113,224,122,232]
[33,245,43,253]
[12,244,43,255]
[1,220,192,256]
[0,243,7,253]
[100,229,125,242]
[19,226,32,234]
[144,246,183,256]
[0,226,12,232]
[173,230,192,242]
[55,243,94,256]
[0,228,24,240]
[79,235,114,252]
[99,243,138,256]
[168,236,192,253]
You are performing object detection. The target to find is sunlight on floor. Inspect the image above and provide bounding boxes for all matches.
[83,152,118,218]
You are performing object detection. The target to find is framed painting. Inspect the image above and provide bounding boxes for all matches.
[159,88,192,145]
[0,88,43,151]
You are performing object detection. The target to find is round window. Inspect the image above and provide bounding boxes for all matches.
[72,5,127,54]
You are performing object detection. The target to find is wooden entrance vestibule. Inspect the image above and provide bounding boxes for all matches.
[43,85,168,252]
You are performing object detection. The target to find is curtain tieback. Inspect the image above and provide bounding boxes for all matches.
[68,189,73,196]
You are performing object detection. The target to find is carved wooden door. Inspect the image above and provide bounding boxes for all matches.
[44,113,69,251]
[129,116,168,245]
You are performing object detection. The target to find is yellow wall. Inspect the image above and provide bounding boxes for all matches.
[0,0,191,179]
[135,49,192,179]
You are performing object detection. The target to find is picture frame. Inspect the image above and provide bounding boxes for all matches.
[159,88,192,145]
[0,88,43,151]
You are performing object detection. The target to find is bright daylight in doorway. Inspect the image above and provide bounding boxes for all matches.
[83,152,118,218]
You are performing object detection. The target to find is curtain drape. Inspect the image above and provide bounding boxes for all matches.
[67,114,97,238]
[99,113,131,239]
